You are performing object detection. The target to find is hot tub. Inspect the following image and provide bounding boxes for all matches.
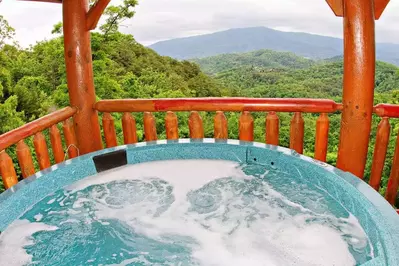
[0,139,398,266]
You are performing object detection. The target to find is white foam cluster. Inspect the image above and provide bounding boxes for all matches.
[0,220,58,266]
[0,160,370,266]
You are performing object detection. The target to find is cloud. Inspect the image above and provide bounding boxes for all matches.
[1,0,398,47]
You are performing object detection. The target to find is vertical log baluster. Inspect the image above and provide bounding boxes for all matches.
[385,132,399,205]
[34,132,51,170]
[16,140,35,178]
[239,111,254,141]
[50,125,65,164]
[63,118,79,159]
[189,111,204,139]
[290,112,304,154]
[0,150,18,189]
[214,111,228,139]
[122,112,138,144]
[369,117,390,191]
[314,113,330,162]
[102,112,118,148]
[165,111,179,140]
[143,112,157,141]
[266,111,279,145]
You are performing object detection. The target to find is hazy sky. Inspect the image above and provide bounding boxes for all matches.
[1,0,398,47]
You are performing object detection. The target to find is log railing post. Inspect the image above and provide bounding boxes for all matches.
[239,111,254,141]
[369,117,390,191]
[290,112,304,154]
[33,132,51,170]
[266,111,279,145]
[122,112,138,144]
[143,112,157,141]
[16,140,35,178]
[102,113,118,148]
[165,111,179,140]
[386,132,399,205]
[0,151,18,189]
[63,119,79,159]
[189,111,204,139]
[63,0,102,154]
[214,111,228,139]
[314,113,329,162]
[336,0,375,178]
[50,125,65,164]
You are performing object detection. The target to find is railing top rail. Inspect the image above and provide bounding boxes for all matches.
[0,107,77,151]
[374,104,399,118]
[95,98,343,113]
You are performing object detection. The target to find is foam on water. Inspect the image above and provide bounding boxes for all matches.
[0,160,372,266]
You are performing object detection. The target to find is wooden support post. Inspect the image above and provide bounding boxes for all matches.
[266,112,279,145]
[314,113,330,162]
[16,140,36,178]
[63,0,102,154]
[239,111,254,141]
[189,111,204,139]
[336,0,376,178]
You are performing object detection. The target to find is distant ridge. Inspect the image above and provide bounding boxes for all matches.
[149,27,399,66]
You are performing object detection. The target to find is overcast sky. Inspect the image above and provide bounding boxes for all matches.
[1,0,398,47]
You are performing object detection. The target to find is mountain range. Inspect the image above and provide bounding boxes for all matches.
[149,27,399,66]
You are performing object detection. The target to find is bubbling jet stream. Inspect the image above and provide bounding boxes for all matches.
[0,160,373,266]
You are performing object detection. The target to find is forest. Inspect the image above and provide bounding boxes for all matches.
[1,9,399,206]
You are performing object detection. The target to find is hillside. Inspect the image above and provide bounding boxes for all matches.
[149,27,399,66]
[193,50,314,75]
[193,50,399,98]
[191,50,399,201]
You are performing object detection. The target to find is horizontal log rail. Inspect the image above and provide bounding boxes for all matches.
[95,98,343,113]
[374,104,399,118]
[0,107,77,151]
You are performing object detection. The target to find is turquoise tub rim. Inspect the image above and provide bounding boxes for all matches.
[0,139,398,266]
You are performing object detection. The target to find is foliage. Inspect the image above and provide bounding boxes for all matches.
[193,49,314,74]
[100,0,138,36]
[0,15,15,48]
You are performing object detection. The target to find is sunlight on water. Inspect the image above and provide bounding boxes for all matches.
[0,160,373,266]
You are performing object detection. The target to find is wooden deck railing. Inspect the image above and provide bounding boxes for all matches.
[0,98,398,211]
[95,98,342,162]
[371,104,399,205]
[0,107,78,189]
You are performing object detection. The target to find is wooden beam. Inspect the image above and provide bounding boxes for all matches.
[325,0,390,20]
[375,0,390,20]
[63,0,103,154]
[325,0,343,17]
[336,0,375,178]
[86,0,111,31]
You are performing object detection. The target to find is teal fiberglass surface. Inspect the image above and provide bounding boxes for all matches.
[0,139,398,266]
